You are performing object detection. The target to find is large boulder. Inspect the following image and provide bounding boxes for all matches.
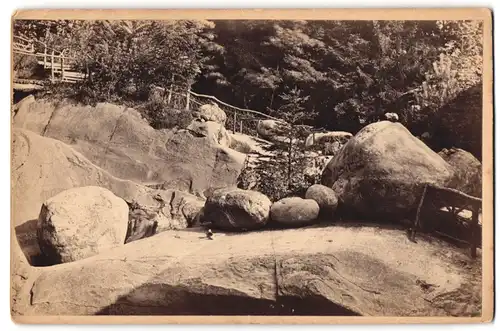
[201,188,271,231]
[257,119,291,142]
[37,186,129,264]
[305,184,338,217]
[18,227,480,317]
[125,189,205,243]
[12,100,245,194]
[321,121,455,219]
[439,147,482,197]
[270,197,320,226]
[305,131,353,155]
[186,119,230,147]
[192,103,227,125]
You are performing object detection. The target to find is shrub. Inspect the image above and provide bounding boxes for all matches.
[13,53,40,79]
[143,97,193,130]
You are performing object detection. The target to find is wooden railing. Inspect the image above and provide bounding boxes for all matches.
[152,85,287,138]
[13,35,85,84]
[409,183,482,258]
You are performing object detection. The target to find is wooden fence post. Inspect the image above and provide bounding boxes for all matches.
[410,184,428,242]
[240,120,243,133]
[61,56,65,81]
[51,50,55,81]
[233,112,237,134]
[470,205,480,258]
[43,45,47,67]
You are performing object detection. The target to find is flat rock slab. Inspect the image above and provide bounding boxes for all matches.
[21,226,479,316]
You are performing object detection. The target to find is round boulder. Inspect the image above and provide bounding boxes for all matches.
[305,184,338,216]
[270,197,320,226]
[321,121,455,220]
[439,147,482,197]
[257,119,291,141]
[37,186,129,264]
[193,103,227,125]
[201,188,272,231]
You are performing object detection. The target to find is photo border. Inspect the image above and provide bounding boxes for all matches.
[10,7,494,325]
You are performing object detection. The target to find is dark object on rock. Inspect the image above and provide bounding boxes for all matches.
[206,229,214,240]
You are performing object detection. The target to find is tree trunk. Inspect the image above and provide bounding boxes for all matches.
[185,80,192,111]
[167,74,174,105]
[269,88,276,109]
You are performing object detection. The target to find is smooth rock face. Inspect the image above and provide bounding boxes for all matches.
[305,184,338,216]
[202,188,272,231]
[321,121,454,219]
[192,103,227,125]
[439,147,482,198]
[37,186,129,264]
[305,131,353,155]
[186,120,230,147]
[270,197,320,226]
[21,227,478,316]
[12,100,244,193]
[11,128,204,265]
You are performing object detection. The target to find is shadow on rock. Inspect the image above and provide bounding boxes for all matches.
[95,283,360,316]
[14,219,52,267]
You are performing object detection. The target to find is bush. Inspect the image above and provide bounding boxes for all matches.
[143,97,193,130]
[238,138,318,202]
[13,53,41,79]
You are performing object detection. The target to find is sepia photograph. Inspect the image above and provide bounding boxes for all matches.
[10,9,493,324]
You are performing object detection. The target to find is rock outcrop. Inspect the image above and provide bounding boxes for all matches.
[305,184,339,217]
[439,147,482,198]
[186,119,230,147]
[37,186,129,264]
[270,197,320,226]
[18,227,479,317]
[201,188,272,231]
[192,103,227,125]
[125,189,205,243]
[12,100,245,194]
[321,121,455,219]
[12,129,204,250]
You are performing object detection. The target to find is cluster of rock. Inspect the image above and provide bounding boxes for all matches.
[199,184,338,231]
[256,118,353,156]
[11,96,483,317]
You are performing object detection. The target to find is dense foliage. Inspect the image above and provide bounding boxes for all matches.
[13,19,483,157]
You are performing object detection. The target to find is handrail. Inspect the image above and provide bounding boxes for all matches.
[189,90,285,122]
[13,34,67,56]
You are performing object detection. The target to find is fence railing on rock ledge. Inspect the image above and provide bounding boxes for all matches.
[153,85,286,138]
[409,183,482,259]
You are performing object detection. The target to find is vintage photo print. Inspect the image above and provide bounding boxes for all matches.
[10,8,493,324]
